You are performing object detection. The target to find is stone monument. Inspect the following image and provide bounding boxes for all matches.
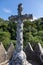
[9,3,33,65]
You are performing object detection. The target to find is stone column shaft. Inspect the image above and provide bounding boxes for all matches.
[16,19,23,51]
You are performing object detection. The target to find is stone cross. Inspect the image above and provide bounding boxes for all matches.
[9,3,33,65]
[9,3,32,52]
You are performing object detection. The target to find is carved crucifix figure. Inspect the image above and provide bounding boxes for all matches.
[9,3,33,65]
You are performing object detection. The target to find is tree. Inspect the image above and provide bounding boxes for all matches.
[0,31,11,49]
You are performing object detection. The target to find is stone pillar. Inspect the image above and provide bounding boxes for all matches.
[16,19,23,52]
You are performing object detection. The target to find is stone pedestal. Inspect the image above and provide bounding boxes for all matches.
[12,51,26,65]
[9,50,31,65]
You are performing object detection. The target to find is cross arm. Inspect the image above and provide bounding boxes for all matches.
[8,15,18,21]
[8,14,33,21]
[22,14,33,20]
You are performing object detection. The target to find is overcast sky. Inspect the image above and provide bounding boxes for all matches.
[0,0,43,20]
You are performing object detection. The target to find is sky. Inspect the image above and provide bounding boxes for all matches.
[0,0,43,20]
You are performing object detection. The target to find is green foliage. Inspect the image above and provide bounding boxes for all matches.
[0,32,11,49]
[23,19,43,47]
[0,17,43,49]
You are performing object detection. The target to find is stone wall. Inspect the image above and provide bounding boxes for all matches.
[0,42,6,63]
[0,42,43,65]
[0,42,14,63]
[25,42,43,65]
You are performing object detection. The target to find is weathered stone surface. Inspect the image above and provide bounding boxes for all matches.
[7,43,14,60]
[0,42,43,65]
[0,42,7,63]
[34,43,43,64]
[0,60,9,65]
[0,42,14,63]
[25,42,35,61]
[34,43,43,55]
[9,50,29,65]
[24,42,43,65]
[28,60,39,65]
